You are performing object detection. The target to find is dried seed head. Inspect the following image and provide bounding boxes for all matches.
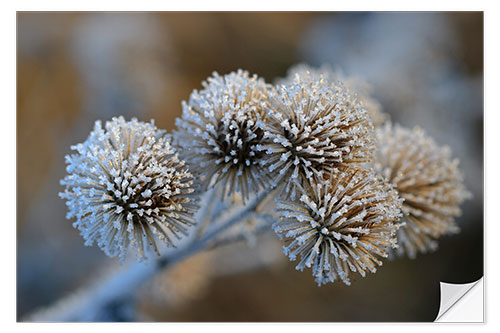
[59,117,198,262]
[373,123,472,258]
[278,64,389,126]
[259,71,375,199]
[174,70,272,200]
[274,169,403,286]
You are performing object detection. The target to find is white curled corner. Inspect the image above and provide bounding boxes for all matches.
[435,277,484,322]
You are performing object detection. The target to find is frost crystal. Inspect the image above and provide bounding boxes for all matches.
[59,117,198,262]
[260,71,375,199]
[373,123,472,258]
[174,70,272,200]
[277,64,389,126]
[274,169,403,286]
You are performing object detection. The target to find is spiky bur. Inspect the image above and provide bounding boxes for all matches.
[274,169,403,286]
[59,117,198,262]
[373,123,472,259]
[277,64,389,126]
[258,72,375,199]
[173,70,272,200]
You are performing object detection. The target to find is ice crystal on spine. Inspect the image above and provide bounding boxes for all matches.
[373,123,471,258]
[174,70,271,200]
[259,71,375,199]
[59,117,198,261]
[277,64,389,126]
[274,170,403,285]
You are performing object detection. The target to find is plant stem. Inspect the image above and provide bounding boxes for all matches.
[25,188,274,322]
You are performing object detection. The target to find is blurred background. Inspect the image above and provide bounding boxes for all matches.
[17,12,483,322]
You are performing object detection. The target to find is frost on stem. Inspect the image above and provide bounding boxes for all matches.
[259,71,375,199]
[174,70,273,200]
[277,63,389,126]
[274,169,403,286]
[59,116,198,262]
[373,123,472,259]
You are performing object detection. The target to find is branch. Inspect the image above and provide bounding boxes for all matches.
[25,188,274,322]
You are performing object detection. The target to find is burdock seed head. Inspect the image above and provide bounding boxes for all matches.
[174,69,272,200]
[277,64,389,126]
[258,70,375,199]
[59,116,198,262]
[274,169,403,286]
[373,122,472,258]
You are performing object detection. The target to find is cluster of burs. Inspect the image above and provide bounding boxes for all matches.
[60,64,471,286]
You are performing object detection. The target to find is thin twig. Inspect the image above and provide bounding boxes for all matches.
[194,187,217,240]
[206,217,274,250]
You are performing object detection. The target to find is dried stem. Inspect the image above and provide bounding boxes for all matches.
[25,188,274,322]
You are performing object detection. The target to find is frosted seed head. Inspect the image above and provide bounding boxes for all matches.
[277,64,389,126]
[59,116,199,262]
[372,122,471,259]
[273,168,402,285]
[262,67,375,200]
[173,70,273,201]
